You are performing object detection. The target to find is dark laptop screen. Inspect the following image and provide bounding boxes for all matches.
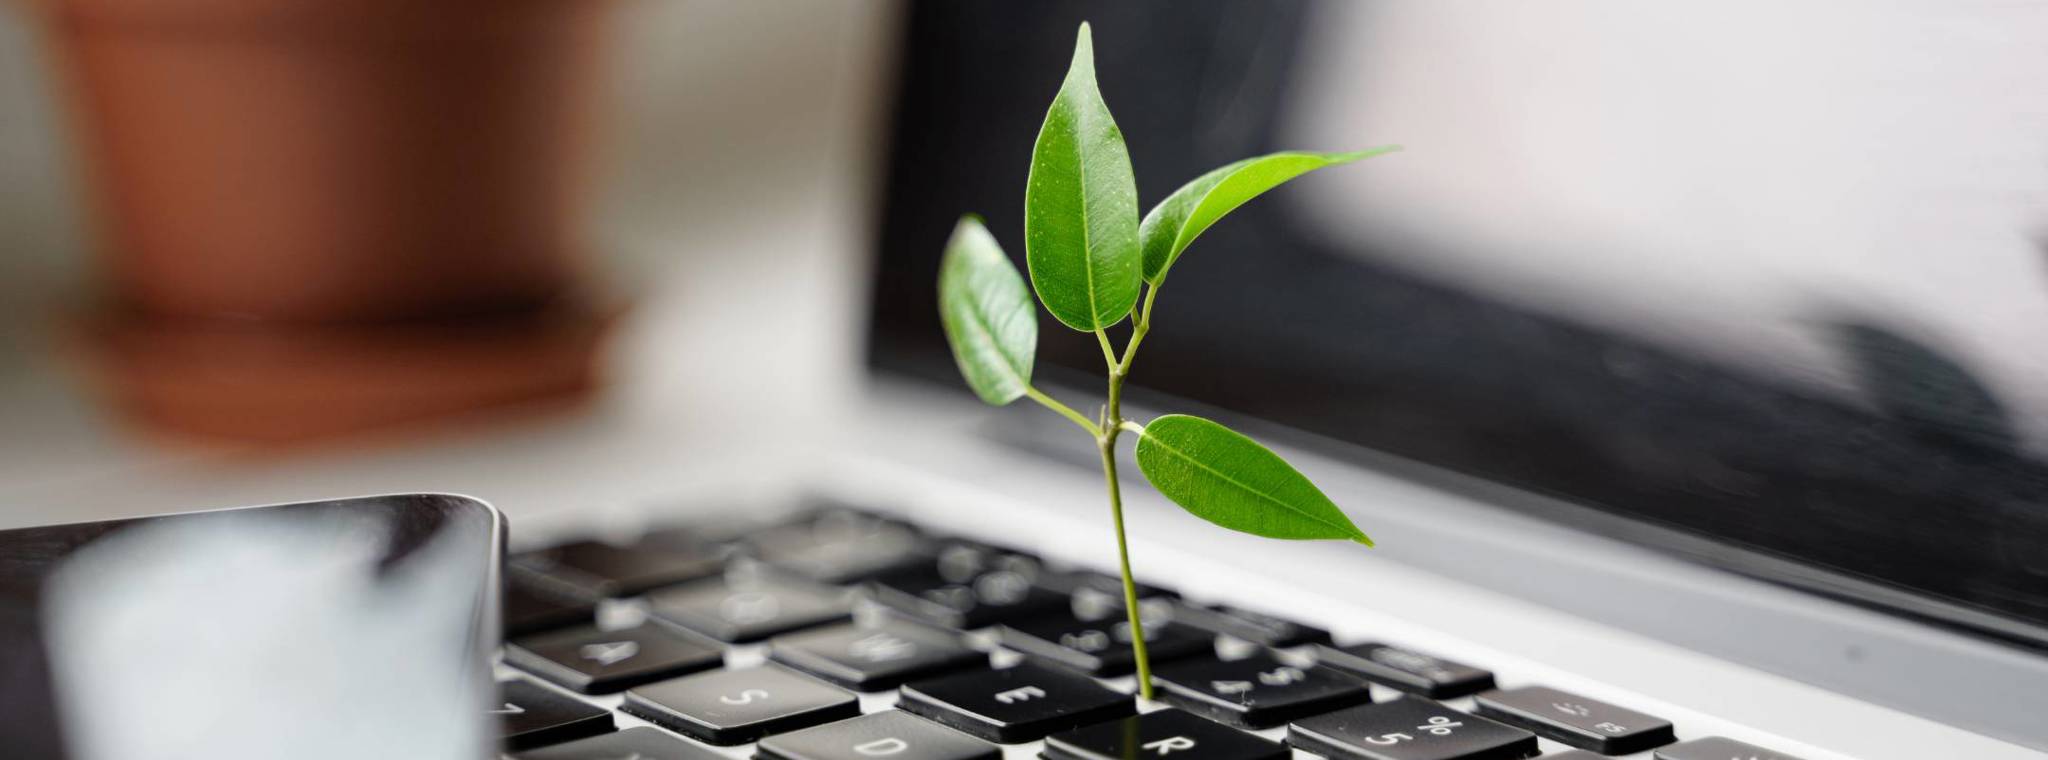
[867,1,2048,648]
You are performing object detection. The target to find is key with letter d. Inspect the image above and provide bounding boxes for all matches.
[758,711,998,760]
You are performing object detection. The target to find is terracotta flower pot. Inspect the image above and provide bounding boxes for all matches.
[37,0,613,321]
[30,0,623,443]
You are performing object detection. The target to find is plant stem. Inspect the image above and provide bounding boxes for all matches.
[1025,386,1101,435]
[1097,421,1154,700]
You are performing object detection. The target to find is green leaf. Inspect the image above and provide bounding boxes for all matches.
[938,215,1037,405]
[1024,22,1142,331]
[1133,414,1373,545]
[1139,148,1399,284]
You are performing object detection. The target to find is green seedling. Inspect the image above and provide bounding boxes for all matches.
[937,22,1396,699]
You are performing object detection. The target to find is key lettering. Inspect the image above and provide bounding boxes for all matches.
[579,640,640,666]
[854,737,908,756]
[721,592,781,624]
[849,633,918,663]
[993,685,1046,704]
[719,688,772,705]
[1256,666,1305,686]
[1142,736,1196,755]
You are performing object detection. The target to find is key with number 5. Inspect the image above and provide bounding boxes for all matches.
[621,665,859,745]
[1287,698,1537,760]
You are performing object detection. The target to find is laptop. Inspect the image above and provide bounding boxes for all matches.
[7,2,2047,758]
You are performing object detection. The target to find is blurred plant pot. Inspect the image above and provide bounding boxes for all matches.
[35,0,614,321]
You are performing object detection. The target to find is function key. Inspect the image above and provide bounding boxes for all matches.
[1044,708,1288,760]
[1315,643,1496,698]
[494,677,614,751]
[1153,652,1371,728]
[997,612,1211,676]
[1288,698,1536,760]
[505,622,723,694]
[511,540,725,599]
[1656,737,1808,760]
[504,579,596,637]
[647,572,852,643]
[621,664,859,745]
[508,726,724,759]
[1473,685,1675,754]
[744,508,935,584]
[868,564,1069,630]
[769,619,984,690]
[758,710,1000,760]
[1170,602,1332,647]
[898,661,1135,743]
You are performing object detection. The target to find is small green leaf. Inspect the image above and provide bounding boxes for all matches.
[938,216,1037,405]
[1025,22,1143,331]
[1133,414,1372,545]
[1139,148,1399,284]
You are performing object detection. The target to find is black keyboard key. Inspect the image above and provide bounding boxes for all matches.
[511,540,725,599]
[647,573,853,643]
[758,710,1000,760]
[769,619,984,690]
[1288,699,1536,760]
[508,726,724,759]
[1153,652,1372,728]
[932,540,1043,583]
[1543,753,1606,760]
[868,565,1069,629]
[495,678,614,750]
[898,661,1135,743]
[1170,602,1332,647]
[621,664,860,745]
[504,579,597,637]
[1474,685,1676,754]
[1038,569,1177,601]
[1656,737,1808,760]
[506,622,724,694]
[997,612,1211,676]
[746,509,935,583]
[1315,643,1496,698]
[1044,708,1288,760]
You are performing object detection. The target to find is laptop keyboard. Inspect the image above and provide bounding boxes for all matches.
[495,506,1808,760]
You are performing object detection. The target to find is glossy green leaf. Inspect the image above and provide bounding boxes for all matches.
[938,216,1037,405]
[1024,22,1142,331]
[1133,414,1373,545]
[1139,148,1399,284]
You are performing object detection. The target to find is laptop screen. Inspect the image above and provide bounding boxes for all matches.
[867,1,2048,648]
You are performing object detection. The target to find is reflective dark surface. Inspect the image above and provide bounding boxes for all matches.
[0,494,500,759]
[868,1,2048,647]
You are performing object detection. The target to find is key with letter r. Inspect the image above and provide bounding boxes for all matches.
[1043,708,1287,760]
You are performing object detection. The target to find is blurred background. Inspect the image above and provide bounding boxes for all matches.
[0,0,897,526]
[0,0,2045,633]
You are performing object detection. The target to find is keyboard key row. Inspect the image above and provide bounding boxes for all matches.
[499,507,1801,760]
